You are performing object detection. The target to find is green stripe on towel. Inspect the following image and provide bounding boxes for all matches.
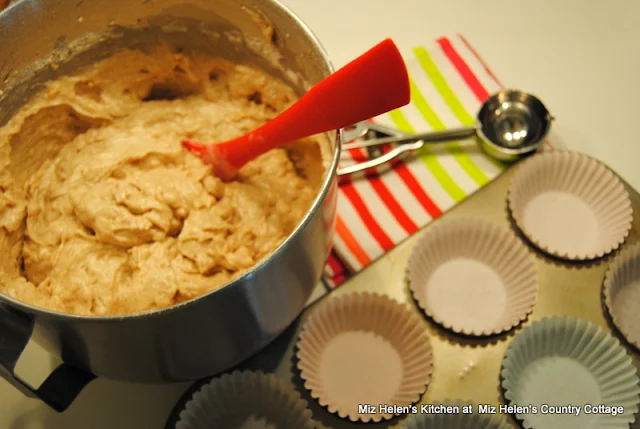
[388,108,466,203]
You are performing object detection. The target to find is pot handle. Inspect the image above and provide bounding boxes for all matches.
[0,306,96,412]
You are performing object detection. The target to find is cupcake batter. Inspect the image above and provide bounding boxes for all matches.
[0,47,326,316]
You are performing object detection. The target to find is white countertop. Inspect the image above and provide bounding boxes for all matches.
[2,1,640,428]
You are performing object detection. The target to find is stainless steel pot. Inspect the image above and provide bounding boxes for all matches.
[0,0,339,411]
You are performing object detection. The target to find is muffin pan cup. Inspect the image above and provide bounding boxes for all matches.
[407,217,538,336]
[402,399,515,429]
[507,151,633,260]
[175,370,316,429]
[501,316,640,429]
[296,292,433,423]
[604,243,640,350]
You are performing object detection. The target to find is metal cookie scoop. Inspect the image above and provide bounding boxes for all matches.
[338,89,553,176]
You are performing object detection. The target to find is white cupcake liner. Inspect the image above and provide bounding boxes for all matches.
[402,399,514,429]
[296,292,433,423]
[175,370,315,429]
[507,151,633,260]
[501,316,640,429]
[407,217,538,336]
[604,243,640,350]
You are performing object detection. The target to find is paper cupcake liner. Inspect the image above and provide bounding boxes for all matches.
[175,370,315,429]
[407,217,538,336]
[296,292,433,423]
[402,399,514,429]
[507,151,633,260]
[604,243,640,350]
[501,316,640,429]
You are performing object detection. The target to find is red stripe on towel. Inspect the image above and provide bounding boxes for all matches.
[437,37,490,102]
[340,180,395,251]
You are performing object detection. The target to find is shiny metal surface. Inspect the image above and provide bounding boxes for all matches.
[0,0,340,409]
[342,121,406,143]
[170,162,640,429]
[337,140,425,176]
[477,89,553,161]
[337,89,553,175]
[341,126,478,150]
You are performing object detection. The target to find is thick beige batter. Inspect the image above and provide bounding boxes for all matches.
[0,47,326,316]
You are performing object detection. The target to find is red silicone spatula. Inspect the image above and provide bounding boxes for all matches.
[182,38,410,181]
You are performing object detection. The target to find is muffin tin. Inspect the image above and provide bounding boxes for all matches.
[166,152,640,429]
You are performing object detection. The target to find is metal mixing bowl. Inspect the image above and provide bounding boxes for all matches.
[0,0,339,411]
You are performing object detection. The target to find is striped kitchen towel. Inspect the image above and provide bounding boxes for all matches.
[323,34,554,288]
